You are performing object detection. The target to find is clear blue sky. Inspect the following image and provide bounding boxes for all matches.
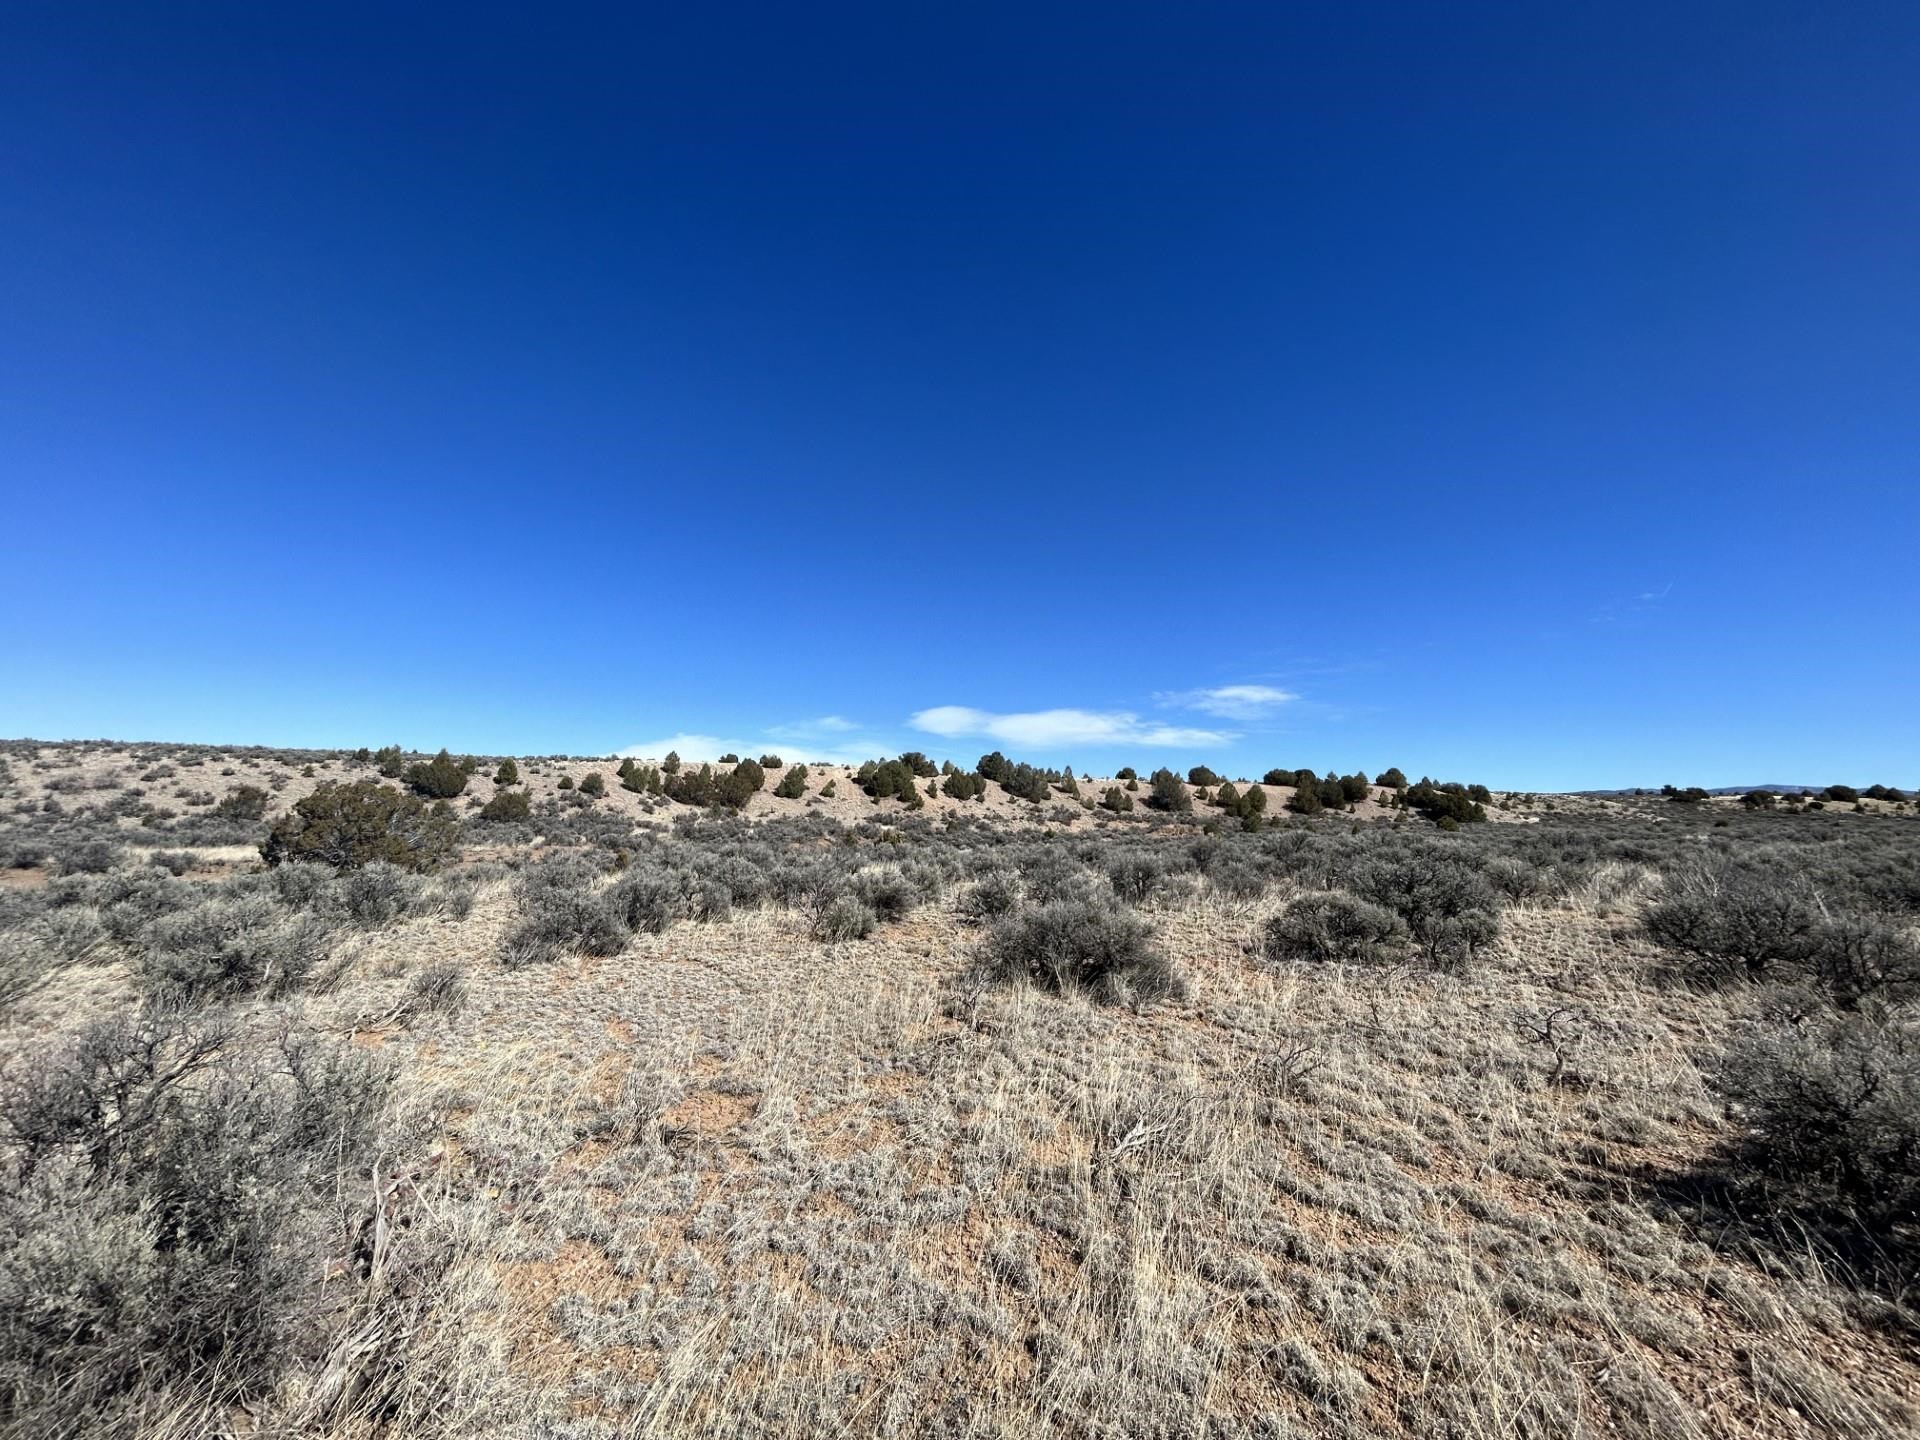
[3,4,1915,789]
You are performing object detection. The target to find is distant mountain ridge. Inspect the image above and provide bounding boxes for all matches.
[1572,784,1906,798]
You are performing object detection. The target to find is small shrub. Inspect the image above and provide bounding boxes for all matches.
[54,840,121,875]
[958,871,1020,924]
[578,771,606,798]
[850,867,919,922]
[1716,1008,1920,1237]
[402,749,469,800]
[1265,892,1409,965]
[500,885,630,968]
[494,757,520,785]
[1352,850,1500,968]
[213,785,270,822]
[1100,785,1134,813]
[137,894,333,1002]
[609,870,683,934]
[774,764,809,799]
[1209,858,1267,900]
[479,788,532,823]
[1106,853,1164,904]
[814,894,877,942]
[978,900,1184,1005]
[330,861,426,928]
[1644,867,1823,982]
[0,1014,395,1432]
[410,960,468,1014]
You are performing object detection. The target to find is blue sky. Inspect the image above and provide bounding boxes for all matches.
[2,4,1915,789]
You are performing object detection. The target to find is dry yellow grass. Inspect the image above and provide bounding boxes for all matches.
[237,878,1914,1438]
[4,740,1917,1439]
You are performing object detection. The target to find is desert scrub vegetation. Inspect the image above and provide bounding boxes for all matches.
[2,741,1920,1438]
[262,780,460,871]
[1264,889,1409,965]
[975,898,1185,1005]
[0,1010,408,1435]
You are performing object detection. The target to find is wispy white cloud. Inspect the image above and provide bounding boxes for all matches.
[1592,582,1674,626]
[760,715,881,764]
[616,733,751,764]
[766,715,858,740]
[621,720,881,767]
[1154,684,1297,721]
[910,705,1234,750]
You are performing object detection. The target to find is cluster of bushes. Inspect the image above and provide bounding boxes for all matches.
[618,758,665,795]
[1283,771,1370,815]
[1399,779,1489,828]
[1261,844,1502,969]
[491,842,956,964]
[663,759,764,811]
[942,767,987,801]
[976,752,1062,804]
[774,763,809,799]
[1644,862,1920,1008]
[1146,768,1191,813]
[857,758,927,807]
[1212,781,1268,830]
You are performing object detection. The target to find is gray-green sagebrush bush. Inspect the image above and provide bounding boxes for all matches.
[1349,846,1502,969]
[1714,1006,1920,1239]
[0,1010,404,1435]
[1645,862,1920,1006]
[977,900,1185,1005]
[1265,891,1410,966]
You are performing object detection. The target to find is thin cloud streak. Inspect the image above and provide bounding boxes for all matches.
[910,705,1234,750]
[1154,684,1298,720]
